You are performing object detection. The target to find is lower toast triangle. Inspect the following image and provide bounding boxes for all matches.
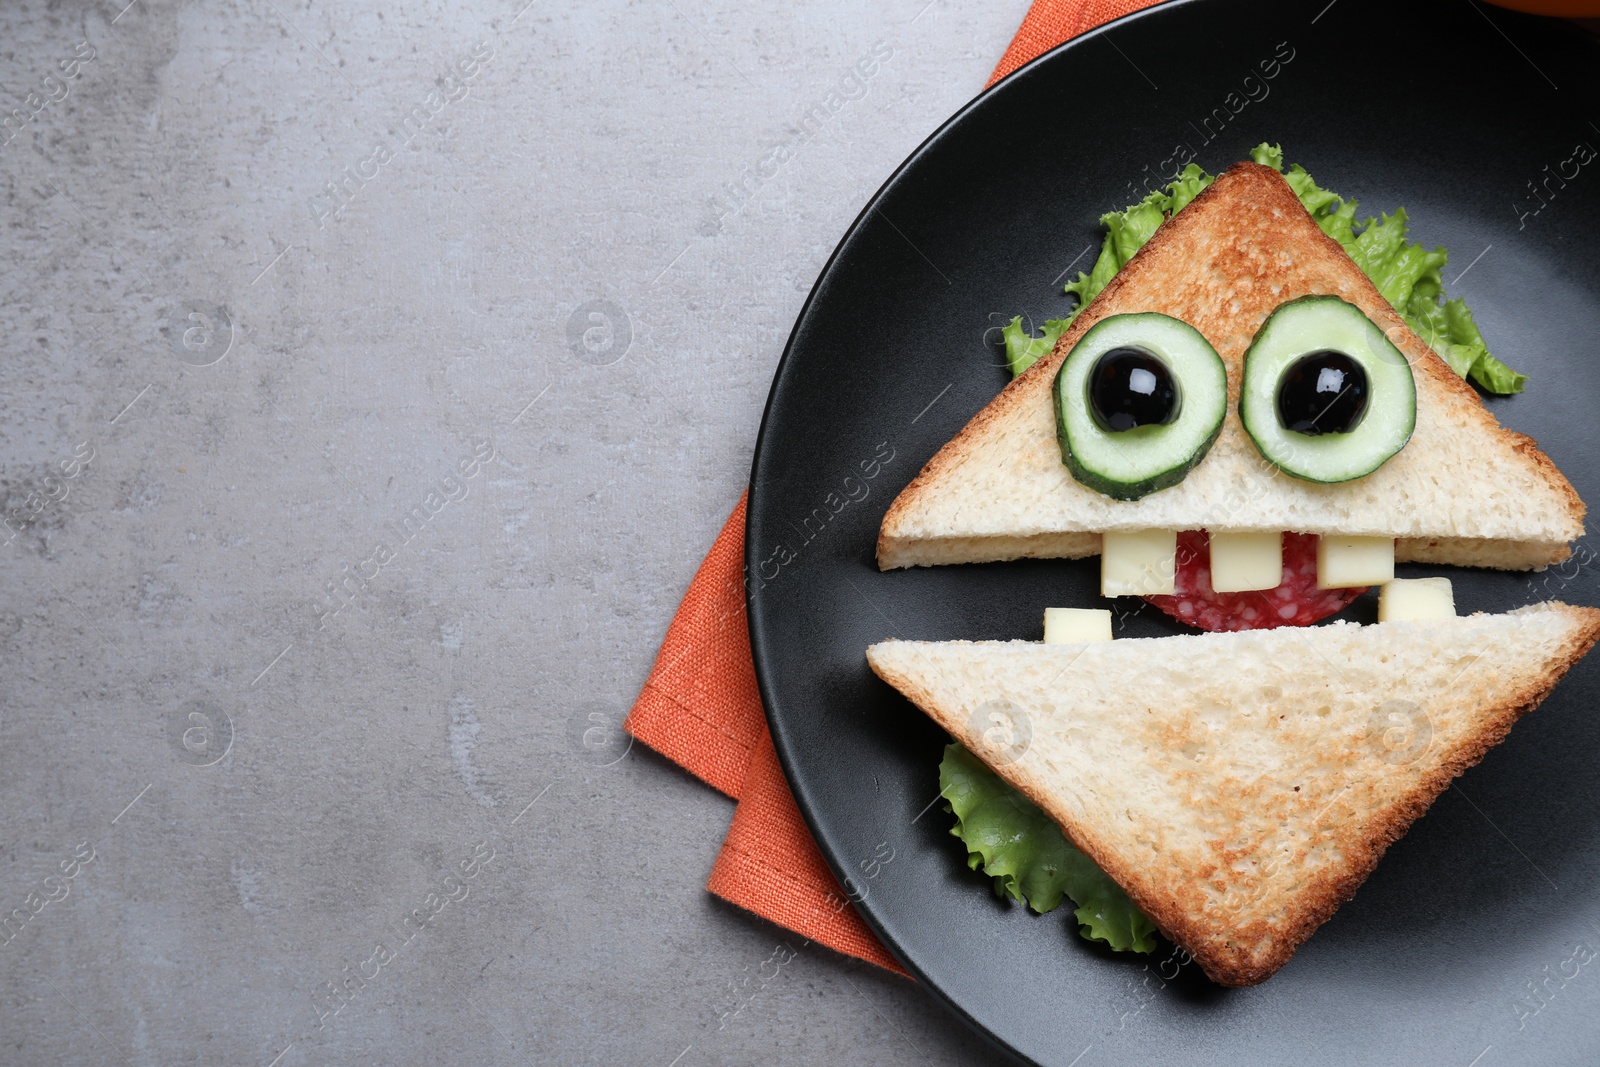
[867,602,1600,985]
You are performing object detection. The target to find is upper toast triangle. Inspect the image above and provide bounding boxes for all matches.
[877,163,1583,571]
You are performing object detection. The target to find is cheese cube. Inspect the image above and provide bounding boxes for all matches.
[1101,529,1177,597]
[1208,531,1283,593]
[1316,535,1395,589]
[1044,607,1113,644]
[1378,578,1456,622]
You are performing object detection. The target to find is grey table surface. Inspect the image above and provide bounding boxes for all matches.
[0,0,1032,1064]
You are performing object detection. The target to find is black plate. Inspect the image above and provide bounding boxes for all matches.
[745,2,1600,1064]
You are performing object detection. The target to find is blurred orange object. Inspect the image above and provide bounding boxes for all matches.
[1487,0,1600,14]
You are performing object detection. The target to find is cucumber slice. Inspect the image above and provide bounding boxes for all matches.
[1052,313,1227,500]
[1240,296,1416,483]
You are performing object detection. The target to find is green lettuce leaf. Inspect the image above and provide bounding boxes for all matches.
[939,743,1158,953]
[1013,142,1525,394]
[1059,164,1215,338]
[1164,163,1214,215]
[1248,142,1285,170]
[1249,144,1522,394]
[1466,349,1528,394]
[1001,316,1072,377]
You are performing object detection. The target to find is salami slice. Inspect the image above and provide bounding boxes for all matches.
[1143,530,1365,633]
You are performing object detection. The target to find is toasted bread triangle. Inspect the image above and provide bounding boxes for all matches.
[878,163,1584,572]
[867,602,1600,985]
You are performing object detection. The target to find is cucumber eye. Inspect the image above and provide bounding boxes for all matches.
[1053,313,1227,501]
[1240,296,1416,483]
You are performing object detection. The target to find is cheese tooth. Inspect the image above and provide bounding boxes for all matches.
[1209,531,1283,593]
[1317,535,1395,589]
[1102,530,1178,597]
[1044,608,1114,643]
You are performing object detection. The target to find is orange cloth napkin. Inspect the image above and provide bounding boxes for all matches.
[987,0,1164,86]
[625,0,1166,977]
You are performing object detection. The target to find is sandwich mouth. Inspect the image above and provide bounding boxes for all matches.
[1102,528,1410,633]
[1102,528,1391,596]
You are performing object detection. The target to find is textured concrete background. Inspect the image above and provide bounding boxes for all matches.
[0,0,1028,1063]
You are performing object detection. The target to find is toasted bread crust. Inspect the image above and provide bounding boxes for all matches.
[1146,603,1600,985]
[877,162,1585,571]
[867,604,1600,985]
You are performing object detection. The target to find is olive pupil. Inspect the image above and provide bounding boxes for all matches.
[1276,350,1369,436]
[1088,347,1180,433]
